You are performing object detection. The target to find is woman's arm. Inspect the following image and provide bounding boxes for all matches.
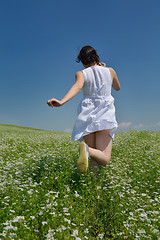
[47,71,84,107]
[108,67,120,91]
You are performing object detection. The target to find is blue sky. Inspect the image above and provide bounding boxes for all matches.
[0,0,160,132]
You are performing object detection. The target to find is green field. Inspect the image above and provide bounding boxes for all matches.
[0,124,160,239]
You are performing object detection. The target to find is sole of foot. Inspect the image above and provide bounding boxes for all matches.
[77,142,88,174]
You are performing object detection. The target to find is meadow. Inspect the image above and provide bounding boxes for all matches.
[0,124,160,240]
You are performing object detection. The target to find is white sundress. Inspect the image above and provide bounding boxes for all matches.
[71,65,118,141]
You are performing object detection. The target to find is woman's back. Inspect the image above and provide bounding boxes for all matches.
[82,65,112,98]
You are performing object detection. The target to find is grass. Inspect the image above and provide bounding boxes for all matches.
[0,124,160,239]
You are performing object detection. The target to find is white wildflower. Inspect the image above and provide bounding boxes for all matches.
[63,207,69,212]
[10,209,15,213]
[71,229,78,237]
[27,189,33,195]
[138,229,146,234]
[61,225,66,230]
[84,228,89,233]
[141,193,147,196]
[129,212,133,216]
[66,186,70,191]
[98,233,104,239]
[152,229,159,234]
[13,216,24,222]
[42,221,47,225]
[46,228,55,240]
[4,225,17,231]
[75,191,79,197]
[64,218,71,224]
[49,212,56,215]
[140,213,147,218]
[71,223,76,226]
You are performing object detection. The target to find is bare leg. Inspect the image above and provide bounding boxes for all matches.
[84,130,112,167]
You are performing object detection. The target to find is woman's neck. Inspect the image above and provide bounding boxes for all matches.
[83,62,98,68]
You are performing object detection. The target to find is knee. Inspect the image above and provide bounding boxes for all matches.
[103,155,111,166]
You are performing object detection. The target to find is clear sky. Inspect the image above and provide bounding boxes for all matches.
[0,0,160,132]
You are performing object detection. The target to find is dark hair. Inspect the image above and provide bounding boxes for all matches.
[76,46,100,65]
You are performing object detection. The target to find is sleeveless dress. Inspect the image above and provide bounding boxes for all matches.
[71,65,118,141]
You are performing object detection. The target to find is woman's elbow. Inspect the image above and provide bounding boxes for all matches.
[113,85,120,91]
[116,82,120,91]
[116,86,120,91]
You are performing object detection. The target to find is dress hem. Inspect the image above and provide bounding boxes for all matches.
[72,122,117,142]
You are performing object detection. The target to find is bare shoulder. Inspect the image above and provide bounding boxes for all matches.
[75,71,83,77]
[108,67,117,76]
[76,71,83,76]
[75,71,84,84]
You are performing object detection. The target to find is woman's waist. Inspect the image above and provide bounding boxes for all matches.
[81,94,114,106]
[83,94,114,100]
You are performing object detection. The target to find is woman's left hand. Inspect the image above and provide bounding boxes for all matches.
[47,98,63,107]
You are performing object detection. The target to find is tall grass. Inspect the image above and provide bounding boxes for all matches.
[0,124,160,239]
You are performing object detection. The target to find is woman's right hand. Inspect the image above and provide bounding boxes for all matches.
[47,98,63,107]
